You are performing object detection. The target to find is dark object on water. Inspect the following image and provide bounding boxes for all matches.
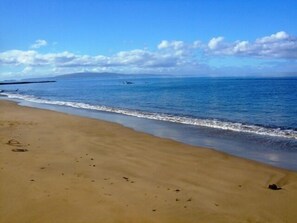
[0,80,56,85]
[123,81,134,85]
[268,184,282,190]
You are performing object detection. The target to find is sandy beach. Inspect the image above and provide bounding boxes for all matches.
[0,100,297,223]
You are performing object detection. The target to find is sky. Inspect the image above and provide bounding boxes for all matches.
[0,0,297,79]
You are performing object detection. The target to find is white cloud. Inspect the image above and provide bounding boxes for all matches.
[256,31,289,43]
[158,40,170,49]
[208,37,224,50]
[0,50,38,65]
[158,40,186,50]
[206,31,297,59]
[0,48,186,70]
[30,39,48,49]
[0,38,202,71]
[233,41,249,53]
[1,31,297,78]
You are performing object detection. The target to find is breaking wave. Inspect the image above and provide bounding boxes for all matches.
[2,92,297,140]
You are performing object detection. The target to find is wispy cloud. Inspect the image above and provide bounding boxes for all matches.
[30,39,48,49]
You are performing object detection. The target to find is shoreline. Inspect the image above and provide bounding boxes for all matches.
[3,96,297,171]
[1,100,297,222]
[0,80,56,85]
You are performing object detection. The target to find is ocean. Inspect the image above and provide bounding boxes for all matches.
[1,74,297,170]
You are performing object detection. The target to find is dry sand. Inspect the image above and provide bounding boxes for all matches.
[0,100,297,223]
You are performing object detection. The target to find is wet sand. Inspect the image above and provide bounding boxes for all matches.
[1,100,297,223]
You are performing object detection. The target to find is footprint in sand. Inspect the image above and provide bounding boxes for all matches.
[7,139,21,146]
[12,148,28,152]
[7,139,29,152]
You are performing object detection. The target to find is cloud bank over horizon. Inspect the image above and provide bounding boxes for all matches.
[1,31,297,79]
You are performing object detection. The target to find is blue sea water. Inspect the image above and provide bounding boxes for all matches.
[1,75,297,170]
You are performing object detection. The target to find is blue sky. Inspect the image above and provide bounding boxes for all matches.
[1,0,297,79]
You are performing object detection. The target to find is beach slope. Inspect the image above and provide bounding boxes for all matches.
[0,100,297,223]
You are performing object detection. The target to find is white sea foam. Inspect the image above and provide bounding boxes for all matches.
[2,92,297,140]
